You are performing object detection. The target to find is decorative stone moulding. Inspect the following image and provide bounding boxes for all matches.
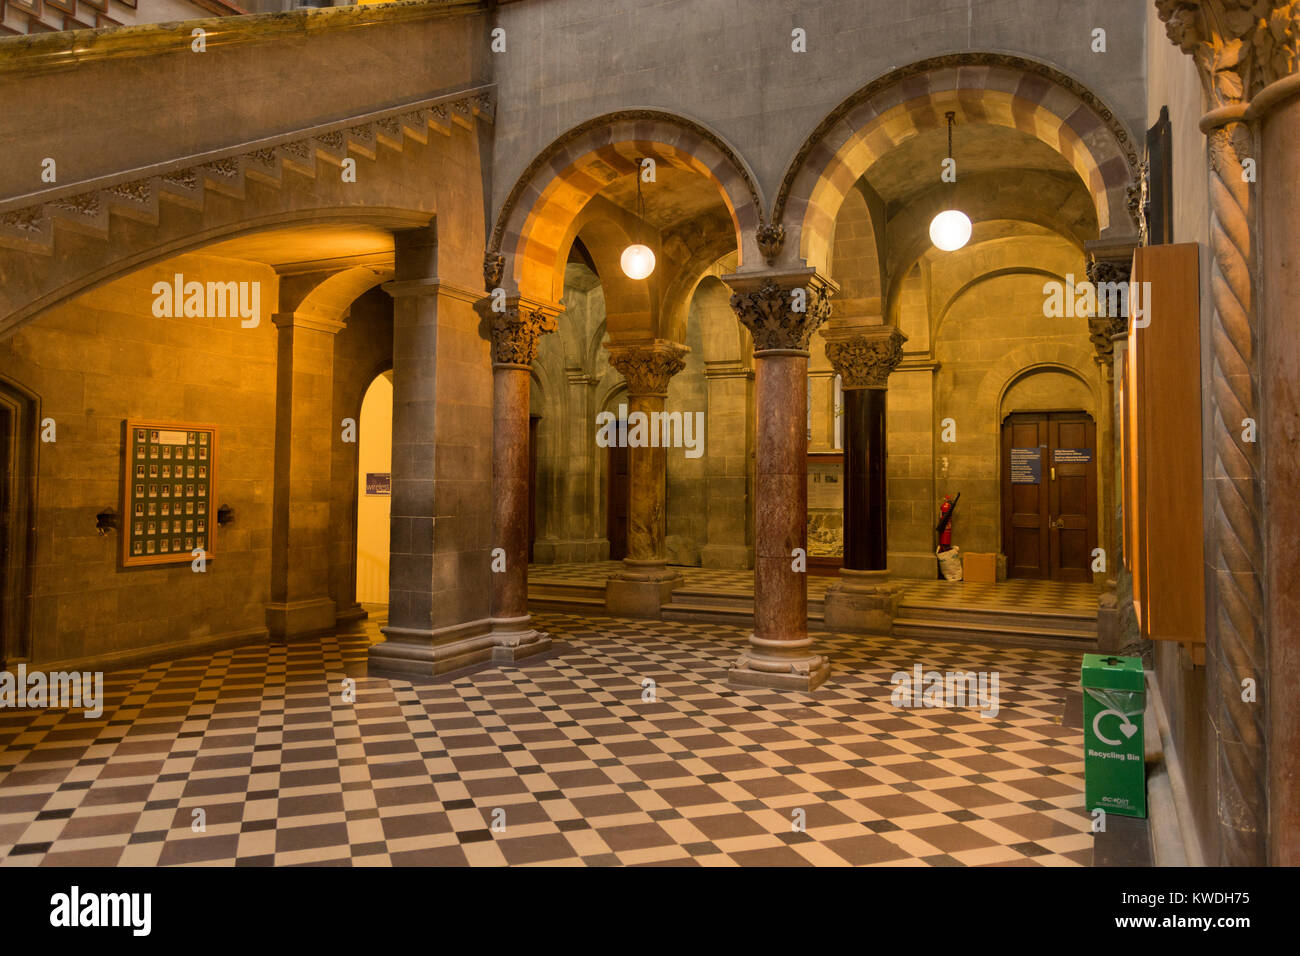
[0,86,497,257]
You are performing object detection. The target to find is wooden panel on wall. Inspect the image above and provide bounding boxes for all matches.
[1127,243,1205,643]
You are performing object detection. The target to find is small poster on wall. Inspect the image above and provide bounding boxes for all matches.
[365,473,391,496]
[1011,447,1042,484]
[122,420,216,567]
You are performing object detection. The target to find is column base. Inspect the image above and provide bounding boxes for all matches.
[370,618,497,678]
[335,602,368,624]
[823,569,903,634]
[728,649,830,692]
[489,615,553,662]
[605,561,681,619]
[265,597,337,641]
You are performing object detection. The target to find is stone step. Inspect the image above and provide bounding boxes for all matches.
[891,615,1100,652]
[896,602,1097,635]
[661,588,826,627]
[527,582,606,612]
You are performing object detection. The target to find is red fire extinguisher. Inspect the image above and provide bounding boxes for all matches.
[936,493,961,552]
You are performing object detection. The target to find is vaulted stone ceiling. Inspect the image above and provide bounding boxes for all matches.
[863,123,1085,219]
[597,165,729,233]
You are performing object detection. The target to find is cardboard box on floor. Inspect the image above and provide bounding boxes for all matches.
[963,552,997,583]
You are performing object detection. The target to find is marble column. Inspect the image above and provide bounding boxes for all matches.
[605,340,688,617]
[821,327,906,633]
[487,298,559,659]
[265,290,344,640]
[724,269,836,691]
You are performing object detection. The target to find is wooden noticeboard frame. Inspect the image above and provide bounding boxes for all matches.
[1124,243,1205,645]
[121,420,217,568]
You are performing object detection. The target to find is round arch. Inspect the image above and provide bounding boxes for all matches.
[489,110,767,306]
[0,206,434,339]
[773,53,1140,276]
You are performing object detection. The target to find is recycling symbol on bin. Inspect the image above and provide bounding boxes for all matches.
[1085,688,1142,747]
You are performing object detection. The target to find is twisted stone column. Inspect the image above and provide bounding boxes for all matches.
[724,269,836,691]
[487,297,558,659]
[605,340,689,618]
[822,326,906,633]
[1156,0,1300,865]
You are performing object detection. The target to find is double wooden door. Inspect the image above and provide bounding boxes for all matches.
[1001,411,1097,582]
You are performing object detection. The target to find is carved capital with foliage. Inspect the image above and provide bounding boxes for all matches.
[823,327,907,389]
[607,340,689,397]
[1155,0,1300,105]
[725,271,836,353]
[488,298,559,367]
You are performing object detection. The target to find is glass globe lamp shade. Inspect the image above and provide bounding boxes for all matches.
[620,243,656,279]
[928,209,972,251]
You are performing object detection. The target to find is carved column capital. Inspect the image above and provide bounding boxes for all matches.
[1156,0,1300,107]
[483,297,560,367]
[607,340,689,398]
[1086,248,1135,364]
[723,269,837,354]
[823,327,908,389]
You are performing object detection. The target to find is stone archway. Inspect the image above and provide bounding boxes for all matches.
[487,109,767,308]
[771,53,1141,276]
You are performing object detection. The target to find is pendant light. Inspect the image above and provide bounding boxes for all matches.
[620,160,656,280]
[929,112,972,252]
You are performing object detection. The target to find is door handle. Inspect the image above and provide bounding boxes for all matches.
[1050,516,1065,529]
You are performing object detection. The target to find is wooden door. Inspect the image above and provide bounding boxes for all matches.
[607,441,629,561]
[1002,414,1049,578]
[1002,412,1098,581]
[1048,415,1098,582]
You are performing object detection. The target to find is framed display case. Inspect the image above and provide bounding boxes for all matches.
[807,452,844,568]
[121,420,217,568]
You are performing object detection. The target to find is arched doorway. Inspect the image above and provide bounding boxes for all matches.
[999,367,1099,581]
[355,371,393,606]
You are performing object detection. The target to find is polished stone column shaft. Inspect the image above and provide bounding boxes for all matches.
[843,387,887,569]
[822,326,905,633]
[605,340,688,617]
[724,270,836,690]
[491,362,531,623]
[753,349,811,651]
[486,298,558,657]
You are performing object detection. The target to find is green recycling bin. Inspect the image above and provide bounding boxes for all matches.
[1081,653,1146,819]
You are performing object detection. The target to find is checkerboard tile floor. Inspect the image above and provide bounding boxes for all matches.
[0,613,1092,866]
[900,579,1100,614]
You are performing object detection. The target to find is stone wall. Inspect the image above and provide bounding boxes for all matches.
[0,253,279,667]
[491,0,1147,222]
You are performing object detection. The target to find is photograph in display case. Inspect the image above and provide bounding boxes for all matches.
[121,421,217,568]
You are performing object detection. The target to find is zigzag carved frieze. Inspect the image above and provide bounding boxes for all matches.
[0,86,495,255]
